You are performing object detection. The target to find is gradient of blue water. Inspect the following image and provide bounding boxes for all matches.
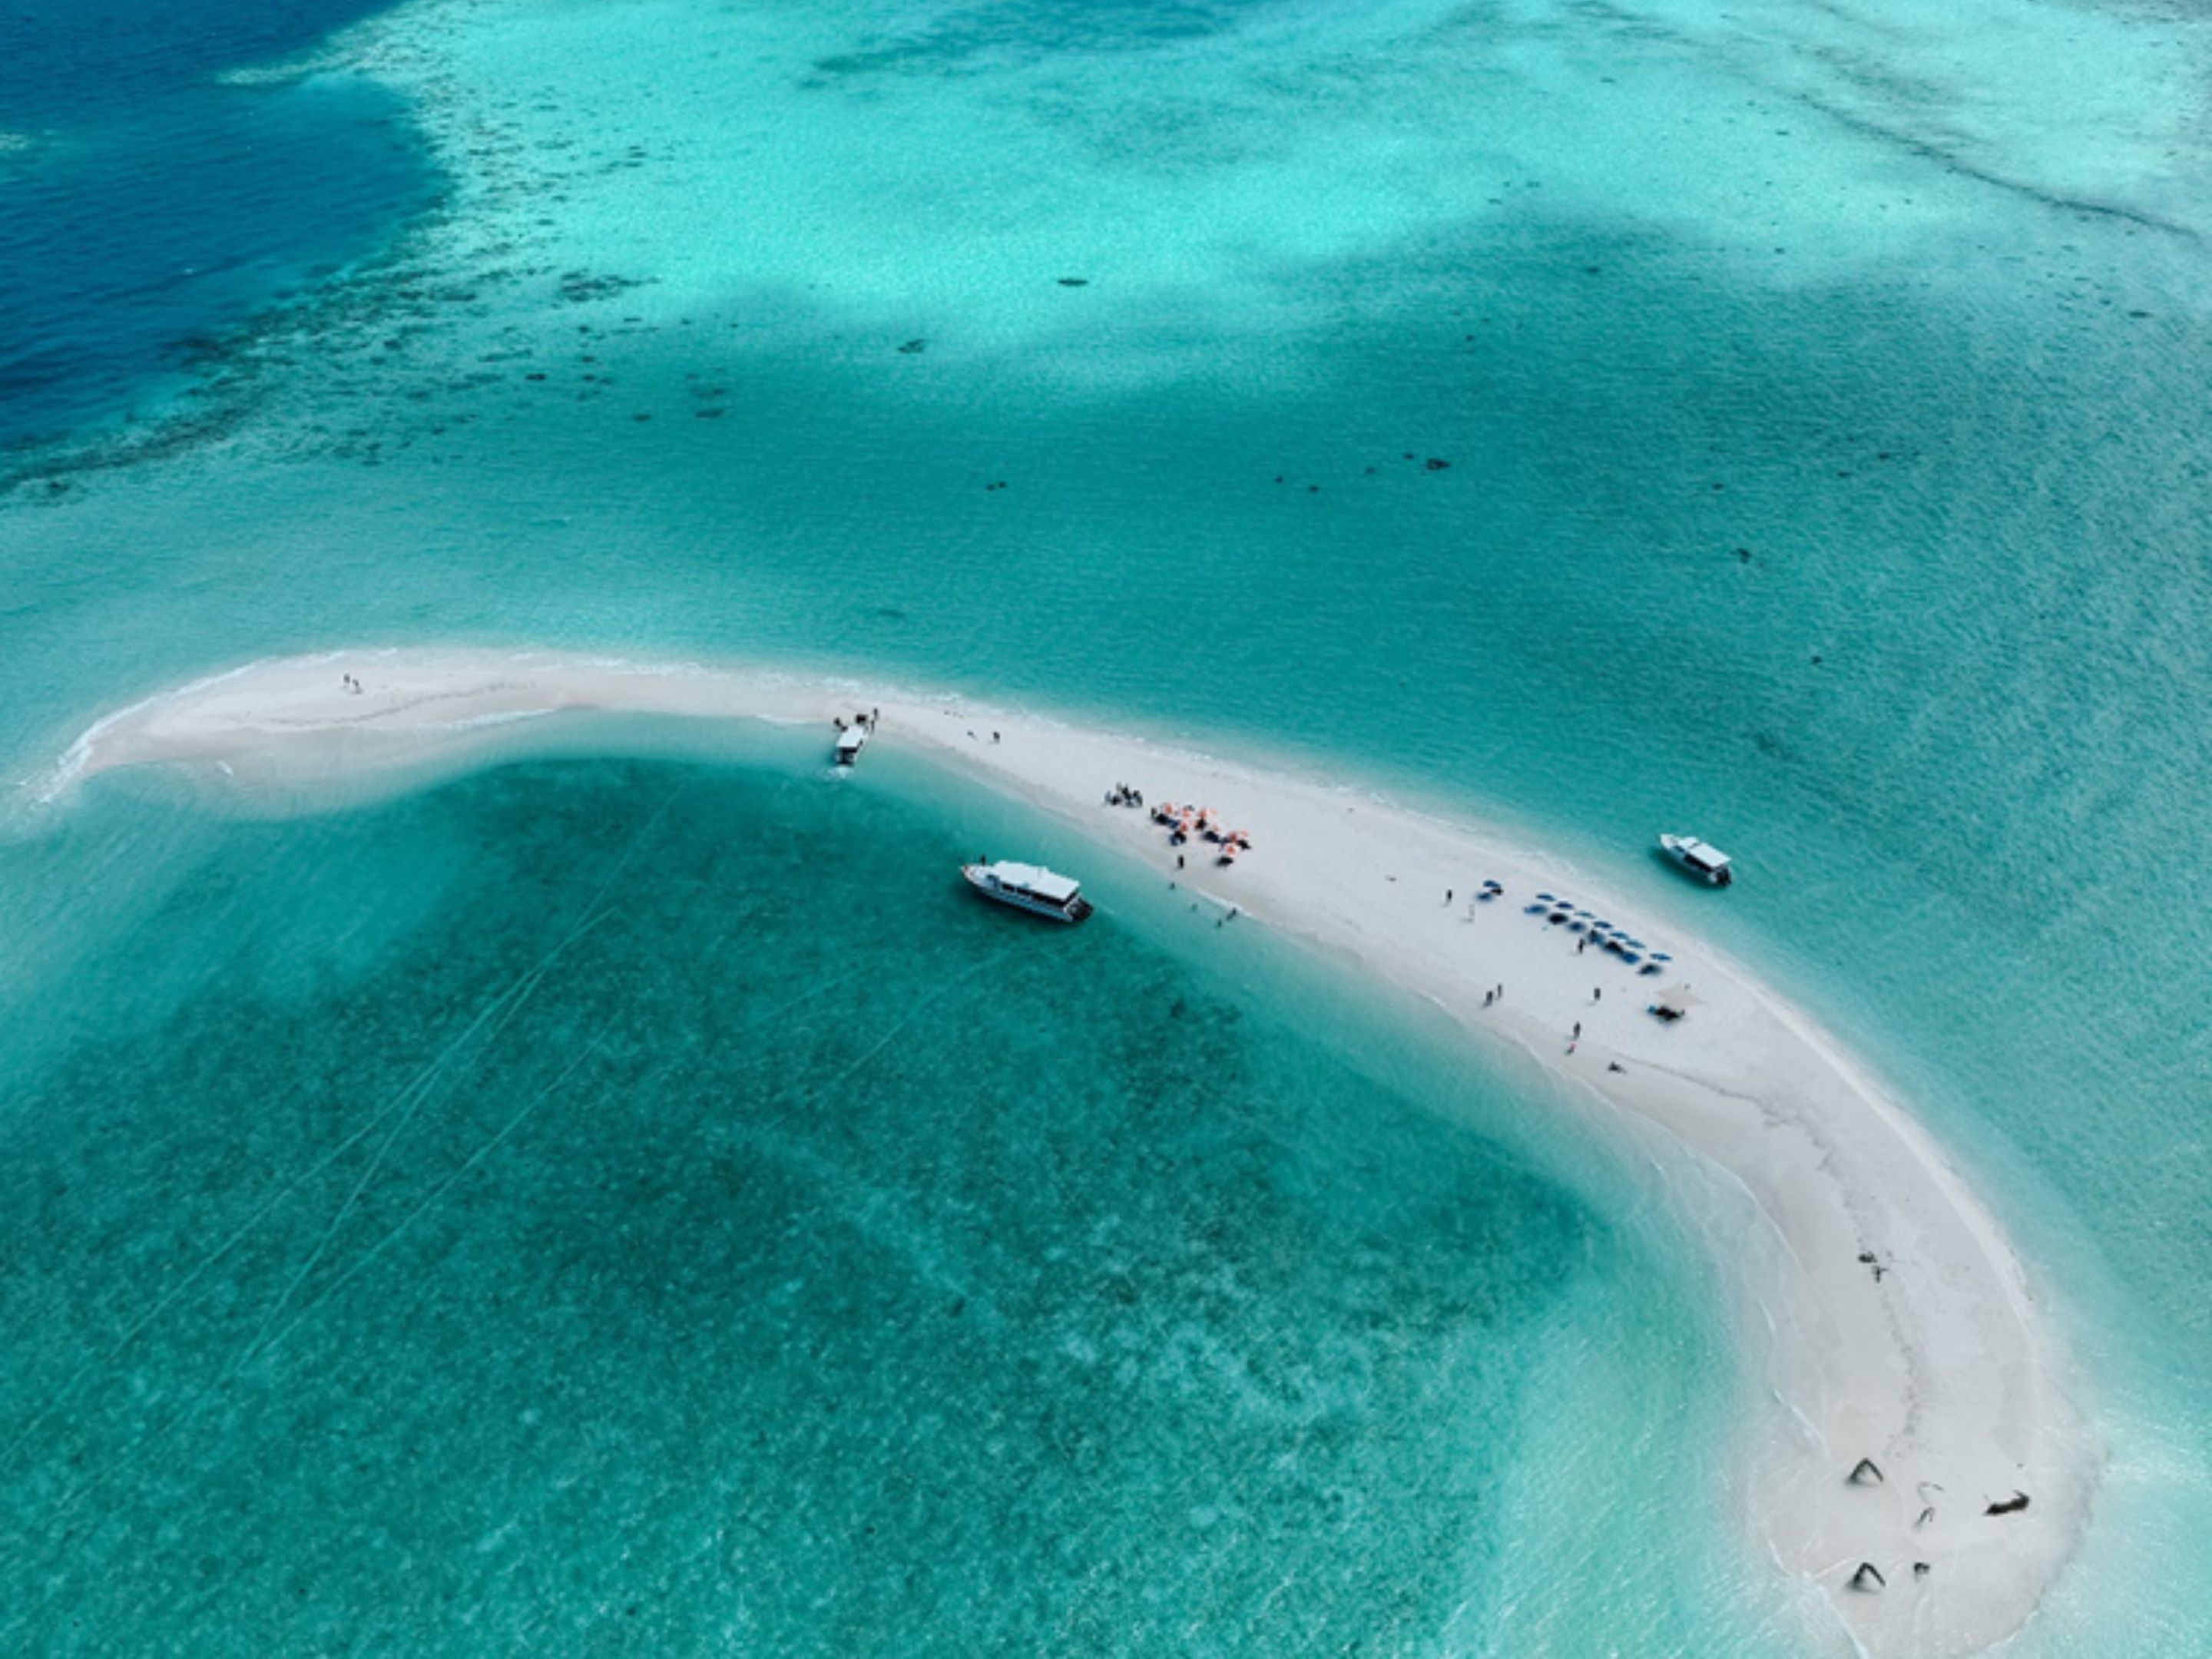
[0,0,433,446]
[3,0,2210,1650]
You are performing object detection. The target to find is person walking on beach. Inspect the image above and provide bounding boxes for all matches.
[1572,1022,1581,1039]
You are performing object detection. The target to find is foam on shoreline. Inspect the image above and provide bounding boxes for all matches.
[38,645,2100,1656]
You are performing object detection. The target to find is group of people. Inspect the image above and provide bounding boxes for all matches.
[1150,800,1251,866]
[1103,783,1145,808]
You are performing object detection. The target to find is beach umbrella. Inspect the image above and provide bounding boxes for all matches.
[1535,892,1555,903]
[1624,938,1645,949]
[1640,962,1662,975]
[1591,919,1612,929]
[1650,952,1673,962]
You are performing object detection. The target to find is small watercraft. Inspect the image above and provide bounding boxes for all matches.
[962,860,1094,924]
[1659,834,1734,887]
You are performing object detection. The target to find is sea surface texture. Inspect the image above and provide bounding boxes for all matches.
[2,0,2210,1653]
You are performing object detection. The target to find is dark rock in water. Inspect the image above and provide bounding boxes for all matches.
[1849,1562,1886,1591]
[898,339,927,354]
[1057,276,1089,286]
[1985,1491,2031,1516]
[1849,1457,1885,1485]
[1424,457,1450,471]
[558,271,648,304]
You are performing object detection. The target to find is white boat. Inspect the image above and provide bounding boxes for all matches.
[1660,834,1734,887]
[962,860,1094,923]
[835,724,869,766]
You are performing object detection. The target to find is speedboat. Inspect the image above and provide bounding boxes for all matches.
[962,860,1094,924]
[835,724,869,766]
[1659,834,1734,887]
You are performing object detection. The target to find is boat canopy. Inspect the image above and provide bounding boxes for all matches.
[992,862,1080,903]
[836,728,867,753]
[1680,838,1730,869]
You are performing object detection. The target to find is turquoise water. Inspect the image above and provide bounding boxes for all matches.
[5,0,2212,1649]
[0,748,1773,1652]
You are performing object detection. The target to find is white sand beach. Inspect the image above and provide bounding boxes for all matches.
[41,647,2098,1657]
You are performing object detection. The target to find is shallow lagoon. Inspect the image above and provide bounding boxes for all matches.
[5,0,2212,1649]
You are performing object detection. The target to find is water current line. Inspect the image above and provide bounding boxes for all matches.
[28,780,693,1531]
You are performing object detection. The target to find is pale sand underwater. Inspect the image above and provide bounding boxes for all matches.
[48,646,2102,1657]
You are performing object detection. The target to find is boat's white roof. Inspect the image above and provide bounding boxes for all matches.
[836,727,867,748]
[990,861,1079,902]
[1676,836,1730,864]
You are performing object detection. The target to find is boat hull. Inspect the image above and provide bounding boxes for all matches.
[1659,836,1733,887]
[962,866,1093,923]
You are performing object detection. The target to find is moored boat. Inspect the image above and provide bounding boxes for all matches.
[835,724,869,766]
[1659,833,1734,887]
[962,859,1094,923]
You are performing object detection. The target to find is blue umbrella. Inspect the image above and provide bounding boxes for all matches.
[1536,892,1555,903]
[1650,952,1674,962]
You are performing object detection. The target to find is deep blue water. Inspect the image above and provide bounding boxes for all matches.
[4,0,2212,1651]
[0,0,434,447]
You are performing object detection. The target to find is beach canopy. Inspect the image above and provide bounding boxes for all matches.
[1650,952,1674,962]
[1655,985,1703,1015]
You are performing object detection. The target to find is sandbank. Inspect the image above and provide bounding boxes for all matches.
[37,646,2098,1656]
